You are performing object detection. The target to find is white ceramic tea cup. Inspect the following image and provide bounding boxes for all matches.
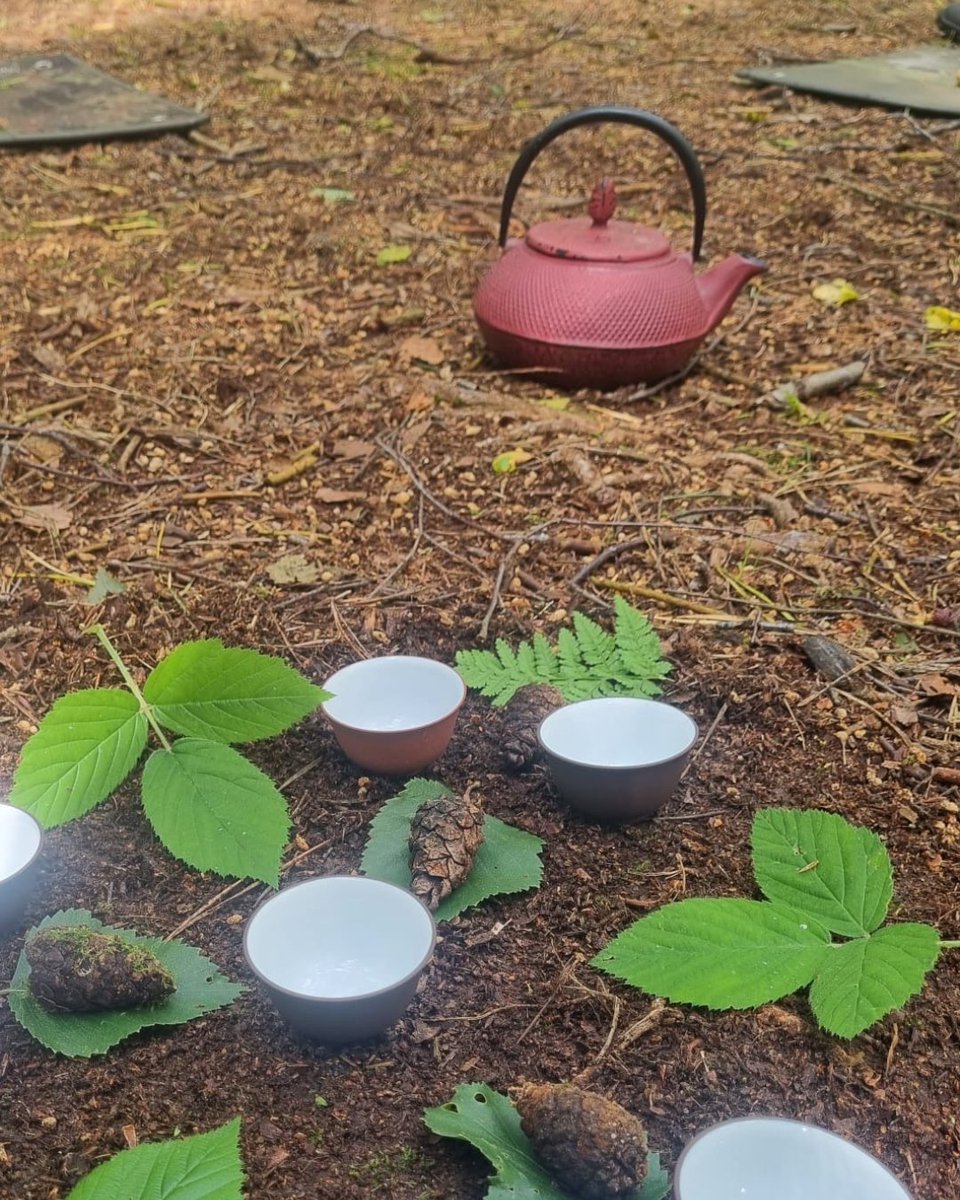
[0,804,43,934]
[243,875,436,1042]
[674,1116,912,1200]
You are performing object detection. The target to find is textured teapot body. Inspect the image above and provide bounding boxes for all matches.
[474,233,713,390]
[472,106,766,390]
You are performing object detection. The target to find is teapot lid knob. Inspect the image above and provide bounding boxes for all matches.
[588,177,617,226]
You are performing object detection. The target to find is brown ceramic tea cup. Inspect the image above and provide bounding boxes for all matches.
[321,656,466,776]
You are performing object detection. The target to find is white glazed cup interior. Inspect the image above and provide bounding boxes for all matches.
[675,1117,912,1200]
[538,697,697,769]
[244,877,435,1000]
[0,805,43,884]
[321,657,466,733]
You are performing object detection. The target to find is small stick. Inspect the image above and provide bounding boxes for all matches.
[766,360,866,409]
[683,701,729,774]
[164,833,342,941]
[591,577,733,618]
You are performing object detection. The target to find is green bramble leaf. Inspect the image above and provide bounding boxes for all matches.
[591,898,830,1009]
[808,923,941,1039]
[65,1116,244,1200]
[361,779,543,921]
[424,1083,669,1200]
[9,909,243,1059]
[141,739,289,886]
[593,807,957,1039]
[144,639,328,743]
[455,601,670,707]
[752,807,893,938]
[9,690,148,827]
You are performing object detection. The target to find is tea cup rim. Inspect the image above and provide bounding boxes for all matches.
[0,804,44,885]
[242,875,437,1004]
[538,696,698,771]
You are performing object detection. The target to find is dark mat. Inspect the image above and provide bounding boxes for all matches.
[0,53,208,149]
[739,43,960,118]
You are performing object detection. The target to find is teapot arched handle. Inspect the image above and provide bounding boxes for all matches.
[497,105,707,261]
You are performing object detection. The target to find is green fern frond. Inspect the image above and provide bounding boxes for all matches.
[454,601,671,707]
[613,594,672,679]
[532,632,557,679]
[570,610,618,669]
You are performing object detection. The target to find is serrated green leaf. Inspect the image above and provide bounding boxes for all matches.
[360,780,543,921]
[808,923,941,1039]
[141,740,289,885]
[8,909,242,1058]
[752,808,893,937]
[495,638,520,674]
[66,1116,244,1200]
[592,899,830,1009]
[9,689,148,828]
[424,1084,668,1200]
[144,639,328,743]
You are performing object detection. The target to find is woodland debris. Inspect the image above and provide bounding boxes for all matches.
[555,447,617,507]
[500,683,564,772]
[516,1082,648,1200]
[802,635,864,692]
[409,789,485,910]
[765,360,866,409]
[25,927,175,1013]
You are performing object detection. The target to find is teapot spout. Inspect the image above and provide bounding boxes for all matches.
[698,254,767,331]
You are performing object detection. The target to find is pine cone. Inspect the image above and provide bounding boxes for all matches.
[409,790,485,911]
[516,1082,647,1200]
[501,684,564,772]
[25,927,176,1013]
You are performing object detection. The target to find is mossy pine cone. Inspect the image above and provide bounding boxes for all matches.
[501,684,564,772]
[516,1082,648,1200]
[25,927,176,1013]
[409,791,485,911]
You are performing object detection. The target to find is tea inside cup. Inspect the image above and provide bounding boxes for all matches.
[674,1117,912,1200]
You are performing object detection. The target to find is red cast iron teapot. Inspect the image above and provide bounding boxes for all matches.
[473,105,767,390]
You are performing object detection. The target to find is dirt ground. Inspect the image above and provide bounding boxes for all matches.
[1,0,960,1196]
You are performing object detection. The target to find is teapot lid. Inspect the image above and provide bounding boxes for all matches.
[525,178,671,263]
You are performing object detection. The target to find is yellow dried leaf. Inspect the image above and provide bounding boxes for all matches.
[491,448,533,475]
[812,279,859,307]
[925,306,960,332]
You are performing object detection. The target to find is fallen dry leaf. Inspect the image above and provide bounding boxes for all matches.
[399,335,444,366]
[315,488,367,504]
[267,553,319,585]
[916,673,960,699]
[331,438,375,461]
[16,503,72,532]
